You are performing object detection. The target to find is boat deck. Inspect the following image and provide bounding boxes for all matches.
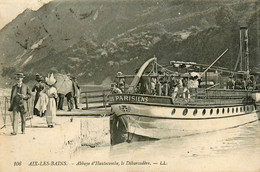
[109,89,259,107]
[172,97,243,106]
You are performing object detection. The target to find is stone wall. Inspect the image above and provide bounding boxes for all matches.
[57,115,111,155]
[80,116,110,147]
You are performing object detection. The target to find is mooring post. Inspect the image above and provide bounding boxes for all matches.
[103,91,106,107]
[85,92,88,109]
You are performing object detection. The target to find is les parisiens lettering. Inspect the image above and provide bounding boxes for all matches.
[111,95,149,102]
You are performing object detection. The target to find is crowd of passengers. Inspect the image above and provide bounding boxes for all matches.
[226,76,257,90]
[112,72,201,101]
[112,71,260,100]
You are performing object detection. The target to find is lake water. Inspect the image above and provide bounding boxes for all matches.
[73,121,260,172]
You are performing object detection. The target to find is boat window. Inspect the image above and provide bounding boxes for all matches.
[227,108,230,113]
[222,108,225,114]
[236,107,238,113]
[240,107,243,112]
[202,109,206,116]
[216,109,219,114]
[171,109,176,115]
[252,106,255,111]
[183,108,188,116]
[193,109,198,116]
[232,108,234,113]
[210,109,213,115]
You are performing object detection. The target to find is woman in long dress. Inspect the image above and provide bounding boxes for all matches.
[32,74,45,116]
[45,73,58,128]
[35,91,48,117]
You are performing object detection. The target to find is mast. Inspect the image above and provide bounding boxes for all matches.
[244,28,250,78]
[240,28,243,71]
[237,26,250,78]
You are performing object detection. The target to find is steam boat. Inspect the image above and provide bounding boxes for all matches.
[109,27,260,140]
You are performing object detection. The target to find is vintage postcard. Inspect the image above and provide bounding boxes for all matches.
[0,0,259,171]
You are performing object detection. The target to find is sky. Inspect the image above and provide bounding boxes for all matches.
[0,0,53,29]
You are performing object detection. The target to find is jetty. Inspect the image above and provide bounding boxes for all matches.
[0,86,117,169]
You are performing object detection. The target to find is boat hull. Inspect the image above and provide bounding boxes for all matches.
[111,103,259,139]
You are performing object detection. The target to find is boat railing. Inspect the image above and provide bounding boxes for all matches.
[80,89,111,110]
[205,89,252,99]
[113,83,253,99]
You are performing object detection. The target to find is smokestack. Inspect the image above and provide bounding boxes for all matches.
[239,26,250,78]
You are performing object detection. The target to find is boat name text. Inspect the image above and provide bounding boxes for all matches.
[110,95,149,102]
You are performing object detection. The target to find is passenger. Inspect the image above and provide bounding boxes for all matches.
[242,78,246,90]
[162,79,170,96]
[35,89,48,118]
[155,79,162,96]
[179,77,183,97]
[57,93,65,110]
[117,72,125,93]
[65,74,74,112]
[235,78,242,89]
[193,76,199,98]
[188,76,195,98]
[32,74,45,116]
[111,83,122,94]
[45,73,58,128]
[252,77,257,90]
[198,77,202,88]
[171,75,182,101]
[227,76,235,89]
[139,76,149,94]
[182,77,190,100]
[9,73,32,135]
[71,76,80,109]
[150,77,157,95]
[169,75,177,96]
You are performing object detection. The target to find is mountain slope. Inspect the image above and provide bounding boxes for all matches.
[0,0,259,86]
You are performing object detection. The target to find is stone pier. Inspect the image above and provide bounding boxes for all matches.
[58,108,112,150]
[0,107,112,165]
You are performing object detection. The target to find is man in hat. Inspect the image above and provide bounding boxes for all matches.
[116,72,125,93]
[71,76,80,109]
[65,73,73,111]
[9,73,32,135]
[32,73,45,116]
